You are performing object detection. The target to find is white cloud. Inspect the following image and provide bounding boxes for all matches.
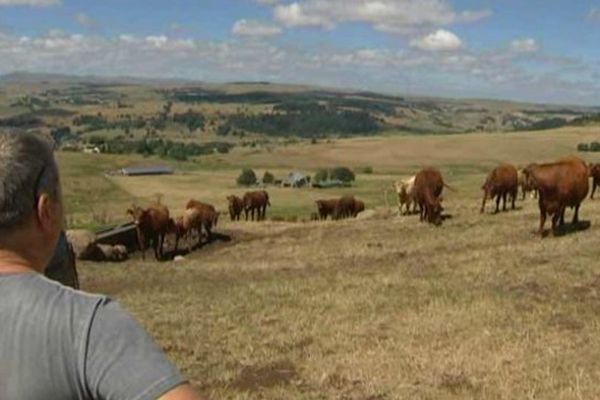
[0,0,59,6]
[75,13,98,29]
[0,31,596,105]
[256,0,280,4]
[232,19,282,37]
[588,7,600,22]
[510,38,538,53]
[272,0,491,33]
[410,29,463,51]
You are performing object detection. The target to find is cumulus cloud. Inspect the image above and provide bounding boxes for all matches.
[510,38,539,53]
[272,0,491,33]
[232,19,282,37]
[0,30,596,105]
[410,29,463,51]
[0,0,59,6]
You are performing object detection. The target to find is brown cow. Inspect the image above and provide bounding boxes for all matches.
[227,195,244,221]
[524,157,589,235]
[127,203,170,260]
[481,164,519,214]
[518,164,538,200]
[414,168,446,225]
[352,199,365,218]
[333,195,356,220]
[186,199,219,241]
[243,190,270,221]
[315,199,339,220]
[174,208,203,253]
[589,163,600,199]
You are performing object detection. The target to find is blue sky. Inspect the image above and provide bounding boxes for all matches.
[1,0,600,105]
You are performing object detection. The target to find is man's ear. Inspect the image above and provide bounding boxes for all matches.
[36,194,61,233]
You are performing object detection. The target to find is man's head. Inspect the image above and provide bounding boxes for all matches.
[0,130,63,271]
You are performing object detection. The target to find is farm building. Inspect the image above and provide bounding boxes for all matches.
[282,171,311,188]
[110,165,175,176]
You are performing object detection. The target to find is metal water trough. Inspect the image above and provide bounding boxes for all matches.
[96,222,138,251]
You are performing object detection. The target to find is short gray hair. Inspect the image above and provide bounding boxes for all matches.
[0,130,60,231]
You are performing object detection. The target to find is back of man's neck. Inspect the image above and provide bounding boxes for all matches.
[0,249,38,275]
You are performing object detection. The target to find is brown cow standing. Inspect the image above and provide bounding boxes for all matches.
[481,164,519,213]
[414,168,446,225]
[243,190,270,221]
[186,199,219,241]
[589,163,600,199]
[315,199,339,220]
[227,195,244,221]
[524,157,589,235]
[333,195,356,220]
[174,208,203,253]
[127,203,170,260]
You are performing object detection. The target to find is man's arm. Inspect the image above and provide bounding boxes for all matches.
[84,298,195,400]
[159,383,207,400]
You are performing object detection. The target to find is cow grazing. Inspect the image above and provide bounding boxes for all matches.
[589,163,600,199]
[227,195,244,221]
[414,168,446,225]
[243,190,270,221]
[524,157,589,235]
[127,203,170,260]
[315,199,339,220]
[481,164,519,213]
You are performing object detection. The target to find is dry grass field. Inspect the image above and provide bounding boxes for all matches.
[68,126,600,399]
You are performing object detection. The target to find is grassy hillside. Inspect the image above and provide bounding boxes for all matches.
[56,126,600,399]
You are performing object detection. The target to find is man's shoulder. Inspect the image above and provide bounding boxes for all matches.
[1,273,107,318]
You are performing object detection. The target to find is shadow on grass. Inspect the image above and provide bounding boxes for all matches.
[539,220,591,238]
[163,231,233,260]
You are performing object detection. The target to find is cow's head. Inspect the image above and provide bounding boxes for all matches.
[428,197,444,226]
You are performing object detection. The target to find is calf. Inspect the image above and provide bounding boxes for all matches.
[481,164,518,213]
[414,168,446,225]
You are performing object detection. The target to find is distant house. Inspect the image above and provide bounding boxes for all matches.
[282,171,310,188]
[111,165,175,177]
[82,145,101,154]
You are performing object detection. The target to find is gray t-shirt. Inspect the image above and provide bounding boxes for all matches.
[0,273,186,400]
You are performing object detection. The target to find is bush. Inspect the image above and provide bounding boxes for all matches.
[358,166,373,174]
[330,166,355,183]
[263,171,275,184]
[237,169,257,186]
[591,142,600,152]
[313,169,329,183]
[577,143,590,152]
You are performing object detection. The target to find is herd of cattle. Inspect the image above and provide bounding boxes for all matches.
[390,156,600,235]
[126,155,600,261]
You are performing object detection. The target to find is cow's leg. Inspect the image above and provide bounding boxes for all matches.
[502,192,508,211]
[572,203,581,225]
[592,181,597,199]
[521,186,526,201]
[480,192,488,214]
[511,190,517,210]
[559,207,566,226]
[494,194,501,213]
[538,201,547,236]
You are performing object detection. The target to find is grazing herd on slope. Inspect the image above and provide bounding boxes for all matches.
[391,156,599,236]
[127,156,600,261]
